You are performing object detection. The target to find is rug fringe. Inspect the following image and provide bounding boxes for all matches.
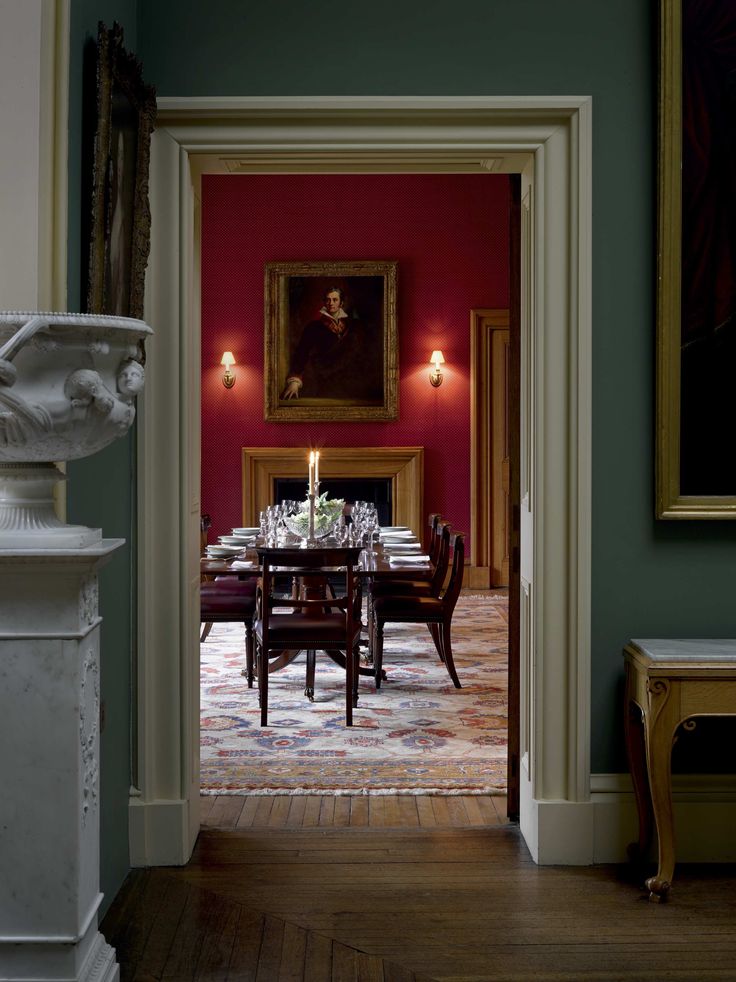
[201,786,506,797]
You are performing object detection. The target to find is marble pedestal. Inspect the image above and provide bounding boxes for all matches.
[0,542,123,982]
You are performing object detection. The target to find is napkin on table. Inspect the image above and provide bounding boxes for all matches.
[388,554,431,565]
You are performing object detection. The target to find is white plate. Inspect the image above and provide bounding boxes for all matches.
[206,545,242,557]
[232,527,259,534]
[219,535,254,545]
[380,526,410,532]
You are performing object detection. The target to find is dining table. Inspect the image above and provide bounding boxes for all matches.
[200,528,434,684]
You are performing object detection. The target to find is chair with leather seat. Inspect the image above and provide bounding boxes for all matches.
[254,543,364,726]
[371,531,466,690]
[200,575,258,686]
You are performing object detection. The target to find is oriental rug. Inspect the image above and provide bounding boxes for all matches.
[200,594,508,795]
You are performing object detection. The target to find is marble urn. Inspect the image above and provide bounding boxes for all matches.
[0,311,152,548]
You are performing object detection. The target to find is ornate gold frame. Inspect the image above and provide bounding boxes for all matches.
[86,22,156,320]
[264,260,398,421]
[656,0,736,517]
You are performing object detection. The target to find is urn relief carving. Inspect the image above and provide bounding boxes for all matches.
[0,311,152,549]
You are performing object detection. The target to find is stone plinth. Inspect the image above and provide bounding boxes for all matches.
[0,541,123,982]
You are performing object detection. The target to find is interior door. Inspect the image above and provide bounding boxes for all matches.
[506,173,522,820]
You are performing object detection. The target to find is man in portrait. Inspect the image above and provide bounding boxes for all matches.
[281,284,383,404]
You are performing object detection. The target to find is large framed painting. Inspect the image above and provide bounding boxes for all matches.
[264,261,398,421]
[657,0,736,517]
[86,22,156,320]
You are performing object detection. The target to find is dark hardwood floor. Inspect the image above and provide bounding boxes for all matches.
[102,794,736,981]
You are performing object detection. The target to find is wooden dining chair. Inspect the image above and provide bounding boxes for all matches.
[200,576,258,686]
[370,531,466,690]
[371,521,452,601]
[254,544,364,726]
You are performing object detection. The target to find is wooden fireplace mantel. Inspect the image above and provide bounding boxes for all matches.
[242,447,424,532]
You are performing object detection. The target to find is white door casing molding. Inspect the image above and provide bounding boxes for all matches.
[136,97,593,865]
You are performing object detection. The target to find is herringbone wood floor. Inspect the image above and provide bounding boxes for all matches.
[103,795,736,981]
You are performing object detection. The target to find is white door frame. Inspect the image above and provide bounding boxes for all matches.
[131,96,593,866]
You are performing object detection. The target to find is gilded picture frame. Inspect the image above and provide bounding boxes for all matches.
[86,22,156,320]
[264,261,398,421]
[656,0,736,517]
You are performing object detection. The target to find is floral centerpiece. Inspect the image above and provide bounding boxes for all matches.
[283,492,345,541]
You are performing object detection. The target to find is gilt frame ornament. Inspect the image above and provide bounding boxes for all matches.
[86,22,156,321]
[264,260,398,421]
[656,0,736,517]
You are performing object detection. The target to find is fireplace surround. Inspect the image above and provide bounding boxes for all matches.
[242,446,423,531]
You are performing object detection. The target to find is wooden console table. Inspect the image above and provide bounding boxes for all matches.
[623,639,736,902]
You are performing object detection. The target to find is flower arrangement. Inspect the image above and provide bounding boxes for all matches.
[283,492,345,540]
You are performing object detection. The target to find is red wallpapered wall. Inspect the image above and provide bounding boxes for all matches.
[201,173,511,546]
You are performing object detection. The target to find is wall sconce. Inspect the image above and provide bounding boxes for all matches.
[220,351,236,388]
[429,349,445,387]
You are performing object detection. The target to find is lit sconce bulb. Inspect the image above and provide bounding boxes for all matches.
[429,349,445,387]
[221,351,236,389]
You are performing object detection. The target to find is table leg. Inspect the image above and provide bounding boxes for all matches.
[623,665,654,862]
[642,678,680,902]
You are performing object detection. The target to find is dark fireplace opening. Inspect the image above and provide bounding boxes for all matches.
[274,477,392,525]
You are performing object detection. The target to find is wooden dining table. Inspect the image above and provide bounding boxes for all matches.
[200,536,431,581]
[200,531,433,685]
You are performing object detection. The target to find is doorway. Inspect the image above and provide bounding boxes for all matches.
[132,98,592,869]
[198,168,515,804]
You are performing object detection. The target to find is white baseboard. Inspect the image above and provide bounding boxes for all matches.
[522,771,736,865]
[128,795,196,867]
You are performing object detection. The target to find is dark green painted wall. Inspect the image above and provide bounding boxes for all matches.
[68,0,138,916]
[66,0,736,908]
[136,0,736,773]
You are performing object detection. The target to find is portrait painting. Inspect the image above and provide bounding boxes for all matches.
[264,261,398,421]
[86,23,156,320]
[657,0,736,517]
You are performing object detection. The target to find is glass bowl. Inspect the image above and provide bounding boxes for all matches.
[283,499,345,541]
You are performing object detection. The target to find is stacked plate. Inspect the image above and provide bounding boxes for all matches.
[206,544,242,558]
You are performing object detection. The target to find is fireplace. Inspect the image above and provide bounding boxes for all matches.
[274,477,392,525]
[242,447,424,531]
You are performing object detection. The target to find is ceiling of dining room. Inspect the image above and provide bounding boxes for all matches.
[200,172,511,540]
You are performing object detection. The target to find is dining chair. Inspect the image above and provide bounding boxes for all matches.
[372,521,452,600]
[371,531,466,690]
[254,544,364,726]
[200,576,258,686]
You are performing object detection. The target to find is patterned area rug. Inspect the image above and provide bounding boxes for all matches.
[200,594,508,794]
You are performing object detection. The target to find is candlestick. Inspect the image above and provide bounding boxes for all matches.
[315,450,320,486]
[308,450,315,496]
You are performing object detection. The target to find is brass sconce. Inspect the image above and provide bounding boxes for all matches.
[221,351,236,389]
[429,349,445,387]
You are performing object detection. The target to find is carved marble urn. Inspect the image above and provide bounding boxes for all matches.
[0,311,152,548]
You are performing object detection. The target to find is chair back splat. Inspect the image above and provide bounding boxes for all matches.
[427,512,442,560]
[254,544,364,726]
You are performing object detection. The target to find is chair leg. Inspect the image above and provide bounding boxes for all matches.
[374,620,385,689]
[259,643,269,725]
[352,642,360,708]
[244,621,255,688]
[439,620,461,688]
[305,649,316,701]
[200,621,213,643]
[428,622,445,662]
[345,641,354,726]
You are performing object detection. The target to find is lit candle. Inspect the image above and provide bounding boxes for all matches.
[314,450,320,487]
[308,451,315,495]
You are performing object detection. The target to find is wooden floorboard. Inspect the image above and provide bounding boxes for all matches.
[103,818,736,982]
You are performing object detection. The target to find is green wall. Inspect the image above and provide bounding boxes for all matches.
[68,0,139,916]
[136,0,736,773]
[66,0,736,909]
